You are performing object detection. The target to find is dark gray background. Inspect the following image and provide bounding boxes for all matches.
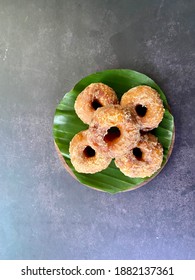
[0,0,194,260]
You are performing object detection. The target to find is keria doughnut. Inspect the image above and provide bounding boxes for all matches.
[115,133,163,178]
[121,85,165,131]
[69,130,112,174]
[74,83,118,124]
[88,105,140,158]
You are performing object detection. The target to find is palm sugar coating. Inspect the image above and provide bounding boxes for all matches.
[115,133,163,178]
[74,83,118,124]
[69,130,112,174]
[121,85,165,131]
[88,105,140,158]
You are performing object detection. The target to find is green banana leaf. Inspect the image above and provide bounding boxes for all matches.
[53,69,174,194]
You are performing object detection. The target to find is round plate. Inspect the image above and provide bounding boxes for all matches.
[53,69,175,194]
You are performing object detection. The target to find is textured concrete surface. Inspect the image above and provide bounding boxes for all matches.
[0,0,195,259]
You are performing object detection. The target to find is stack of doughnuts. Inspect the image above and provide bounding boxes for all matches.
[69,83,164,178]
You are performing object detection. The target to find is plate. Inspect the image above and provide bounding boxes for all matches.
[53,69,175,194]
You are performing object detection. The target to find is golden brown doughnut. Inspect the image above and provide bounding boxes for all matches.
[74,83,118,124]
[88,105,140,158]
[69,130,112,174]
[115,133,163,178]
[120,85,165,131]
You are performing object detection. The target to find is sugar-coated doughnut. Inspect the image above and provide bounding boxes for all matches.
[121,85,164,131]
[115,133,163,178]
[74,83,118,124]
[88,105,140,158]
[69,130,112,174]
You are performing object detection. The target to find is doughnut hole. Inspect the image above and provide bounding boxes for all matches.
[133,147,142,161]
[83,146,96,158]
[104,126,121,143]
[135,104,147,117]
[91,99,102,110]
